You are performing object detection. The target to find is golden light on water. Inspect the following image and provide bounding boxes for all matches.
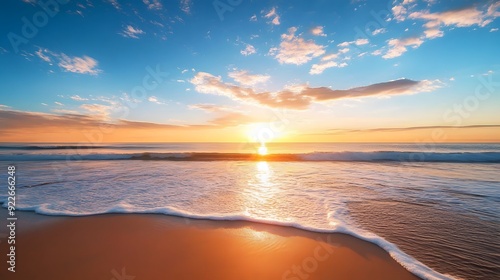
[257,161,269,173]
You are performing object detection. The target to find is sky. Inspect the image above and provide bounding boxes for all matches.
[0,0,499,143]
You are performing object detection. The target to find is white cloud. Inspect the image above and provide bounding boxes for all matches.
[250,14,257,21]
[424,28,444,39]
[58,54,101,75]
[372,28,386,35]
[264,7,280,25]
[120,25,145,39]
[490,28,499,32]
[409,3,500,39]
[383,37,423,59]
[311,26,326,36]
[55,102,63,106]
[148,96,166,105]
[339,48,350,54]
[321,53,339,61]
[402,0,416,5]
[35,49,101,75]
[310,60,346,75]
[271,27,325,65]
[143,0,162,10]
[70,95,88,101]
[240,44,256,56]
[337,41,350,47]
[392,5,407,21]
[410,4,499,28]
[228,70,270,87]
[355,38,369,45]
[191,72,442,110]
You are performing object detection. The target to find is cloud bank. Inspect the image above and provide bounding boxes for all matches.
[191,72,441,110]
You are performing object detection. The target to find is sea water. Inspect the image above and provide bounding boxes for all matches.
[1,143,499,280]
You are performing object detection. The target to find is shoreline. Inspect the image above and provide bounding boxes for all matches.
[0,209,420,280]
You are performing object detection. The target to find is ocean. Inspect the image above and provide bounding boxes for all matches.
[1,143,499,280]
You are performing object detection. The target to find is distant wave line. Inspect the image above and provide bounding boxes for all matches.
[1,151,500,163]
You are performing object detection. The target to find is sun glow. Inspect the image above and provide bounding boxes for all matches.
[258,145,268,156]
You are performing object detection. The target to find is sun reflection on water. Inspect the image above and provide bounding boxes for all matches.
[239,161,284,222]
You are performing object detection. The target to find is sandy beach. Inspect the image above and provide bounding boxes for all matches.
[0,210,419,280]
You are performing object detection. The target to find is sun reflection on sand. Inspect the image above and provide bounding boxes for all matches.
[240,227,278,242]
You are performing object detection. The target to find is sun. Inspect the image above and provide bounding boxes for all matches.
[258,145,268,156]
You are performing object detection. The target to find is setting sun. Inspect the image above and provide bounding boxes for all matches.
[258,145,268,156]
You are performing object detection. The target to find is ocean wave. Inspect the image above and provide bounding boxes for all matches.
[0,145,152,150]
[1,151,500,163]
[0,145,107,150]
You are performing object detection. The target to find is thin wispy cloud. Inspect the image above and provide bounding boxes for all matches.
[80,104,112,117]
[148,96,167,105]
[107,0,120,10]
[263,7,280,25]
[180,0,192,14]
[338,38,369,47]
[0,107,258,140]
[188,104,258,126]
[143,0,162,10]
[120,25,145,39]
[35,48,51,63]
[70,95,89,101]
[327,124,500,134]
[0,109,178,131]
[34,48,101,75]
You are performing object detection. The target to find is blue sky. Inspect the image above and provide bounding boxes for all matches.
[1,0,499,142]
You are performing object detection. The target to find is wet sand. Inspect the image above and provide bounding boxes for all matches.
[0,210,419,280]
